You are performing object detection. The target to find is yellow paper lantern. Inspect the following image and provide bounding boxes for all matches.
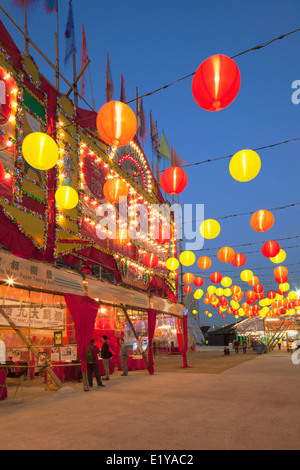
[192,310,198,315]
[240,270,254,282]
[238,308,245,317]
[22,132,59,171]
[55,186,78,210]
[221,277,232,288]
[208,313,213,318]
[194,289,204,300]
[223,288,232,297]
[215,288,224,297]
[279,282,290,292]
[270,249,286,264]
[166,258,179,271]
[229,149,261,182]
[288,291,297,300]
[199,219,221,239]
[180,251,196,267]
[207,285,216,294]
[230,300,240,309]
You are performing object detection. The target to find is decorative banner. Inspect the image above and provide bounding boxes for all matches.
[0,299,65,329]
[0,250,84,295]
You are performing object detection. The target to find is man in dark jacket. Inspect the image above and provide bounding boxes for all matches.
[101,335,111,381]
[87,339,105,389]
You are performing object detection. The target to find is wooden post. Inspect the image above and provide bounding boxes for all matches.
[0,306,64,390]
[122,307,150,373]
[24,0,29,55]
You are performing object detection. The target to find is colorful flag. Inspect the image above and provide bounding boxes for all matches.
[106,53,114,102]
[43,0,58,13]
[80,25,89,97]
[139,98,147,143]
[171,144,187,168]
[120,74,126,103]
[160,130,171,161]
[150,111,160,160]
[64,0,76,65]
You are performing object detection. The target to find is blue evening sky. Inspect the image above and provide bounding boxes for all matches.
[0,0,299,325]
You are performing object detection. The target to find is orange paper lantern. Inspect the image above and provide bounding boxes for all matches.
[217,246,235,263]
[274,266,288,279]
[197,256,212,270]
[103,177,129,204]
[96,101,137,147]
[183,273,195,284]
[250,210,274,232]
[144,253,159,268]
[114,229,130,247]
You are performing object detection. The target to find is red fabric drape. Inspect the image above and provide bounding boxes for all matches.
[176,316,189,368]
[147,308,157,375]
[64,294,99,372]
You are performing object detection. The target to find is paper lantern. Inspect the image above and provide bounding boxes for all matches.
[200,219,221,240]
[248,276,259,286]
[153,224,172,243]
[184,285,192,294]
[103,177,129,204]
[192,310,198,315]
[210,272,222,284]
[229,149,261,182]
[194,289,204,300]
[250,210,274,232]
[0,162,5,182]
[231,253,246,268]
[203,298,211,305]
[144,253,159,268]
[194,277,204,287]
[192,54,240,111]
[207,286,216,294]
[22,132,59,170]
[254,284,264,294]
[270,249,286,264]
[166,258,179,271]
[197,256,212,270]
[114,229,130,247]
[231,285,241,294]
[96,101,137,147]
[160,166,188,195]
[55,186,78,210]
[240,270,253,282]
[274,266,288,279]
[183,273,195,284]
[218,246,235,263]
[180,251,195,267]
[221,277,232,288]
[224,288,232,297]
[267,291,276,300]
[261,241,280,258]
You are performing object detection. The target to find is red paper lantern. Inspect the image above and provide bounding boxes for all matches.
[261,241,280,258]
[184,285,192,294]
[250,210,274,232]
[160,167,188,195]
[194,277,204,287]
[153,224,172,243]
[218,246,235,263]
[231,253,246,268]
[192,54,241,111]
[197,256,212,270]
[275,276,288,284]
[254,284,264,294]
[144,253,159,268]
[267,291,276,300]
[210,272,222,284]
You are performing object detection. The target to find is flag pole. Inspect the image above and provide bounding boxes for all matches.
[73,53,78,107]
[24,0,29,55]
[55,4,59,91]
[88,63,95,110]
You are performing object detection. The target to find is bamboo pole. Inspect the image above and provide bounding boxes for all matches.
[0,305,64,390]
[0,5,94,112]
[66,59,91,97]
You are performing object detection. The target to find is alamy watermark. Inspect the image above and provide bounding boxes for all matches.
[95,200,205,251]
[291,80,300,104]
[291,341,300,365]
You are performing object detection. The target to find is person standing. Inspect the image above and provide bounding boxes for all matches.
[86,339,105,389]
[119,338,129,376]
[242,338,247,354]
[101,335,111,381]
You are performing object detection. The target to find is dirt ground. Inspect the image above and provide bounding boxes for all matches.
[153,347,258,374]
